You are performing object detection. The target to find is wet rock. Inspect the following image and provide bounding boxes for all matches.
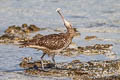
[19,57,54,68]
[27,24,40,32]
[0,34,20,43]
[85,36,97,40]
[22,24,40,33]
[32,34,43,39]
[60,48,78,56]
[0,24,41,44]
[22,24,46,33]
[22,24,30,33]
[24,66,90,80]
[5,24,40,35]
[74,32,81,37]
[77,44,113,55]
[60,44,114,57]
[0,34,15,40]
[54,29,63,32]
[19,57,34,68]
[63,59,120,78]
[73,28,81,37]
[5,25,25,37]
[94,75,120,80]
[19,58,120,80]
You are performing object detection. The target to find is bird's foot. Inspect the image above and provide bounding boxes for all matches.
[40,60,50,71]
[41,60,45,70]
[53,63,58,69]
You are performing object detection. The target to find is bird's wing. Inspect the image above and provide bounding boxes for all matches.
[22,33,68,50]
[37,33,68,50]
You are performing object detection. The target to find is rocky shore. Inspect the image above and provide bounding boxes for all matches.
[19,57,120,80]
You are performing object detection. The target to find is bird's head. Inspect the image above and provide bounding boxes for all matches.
[56,8,72,29]
[56,8,75,36]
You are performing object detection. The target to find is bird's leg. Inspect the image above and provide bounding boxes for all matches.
[41,53,46,59]
[40,53,46,70]
[52,54,56,68]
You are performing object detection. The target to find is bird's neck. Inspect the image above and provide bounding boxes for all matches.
[66,27,75,38]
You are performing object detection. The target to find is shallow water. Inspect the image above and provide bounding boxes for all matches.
[0,0,120,80]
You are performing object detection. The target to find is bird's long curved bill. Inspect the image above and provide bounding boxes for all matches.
[56,8,65,23]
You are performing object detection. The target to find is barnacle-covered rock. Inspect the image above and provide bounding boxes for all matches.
[0,24,41,44]
[19,57,120,80]
[61,44,115,57]
[77,44,113,55]
[27,24,40,32]
[19,57,54,68]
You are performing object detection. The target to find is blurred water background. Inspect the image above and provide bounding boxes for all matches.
[0,0,120,80]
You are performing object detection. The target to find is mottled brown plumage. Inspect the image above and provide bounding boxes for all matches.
[21,8,75,69]
[24,33,71,52]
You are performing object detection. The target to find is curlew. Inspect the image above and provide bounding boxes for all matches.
[21,8,75,69]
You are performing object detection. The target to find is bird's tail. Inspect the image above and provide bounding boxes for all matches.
[19,39,38,48]
[19,41,30,48]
